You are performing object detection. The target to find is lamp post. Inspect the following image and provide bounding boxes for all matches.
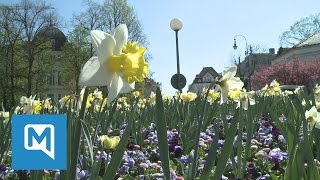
[170,18,186,92]
[233,35,251,90]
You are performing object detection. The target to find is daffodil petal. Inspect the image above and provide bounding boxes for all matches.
[111,24,128,54]
[120,82,135,94]
[95,33,116,64]
[79,56,108,86]
[91,30,110,51]
[220,84,229,104]
[220,66,237,81]
[107,74,123,104]
[227,78,244,90]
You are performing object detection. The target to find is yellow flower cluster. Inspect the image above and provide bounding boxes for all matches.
[258,80,282,96]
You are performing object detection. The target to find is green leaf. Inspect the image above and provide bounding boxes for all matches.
[212,111,239,180]
[200,120,220,179]
[103,114,132,179]
[81,120,94,165]
[68,88,89,180]
[154,87,171,180]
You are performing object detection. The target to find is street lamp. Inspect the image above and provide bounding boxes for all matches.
[233,35,251,90]
[170,18,186,92]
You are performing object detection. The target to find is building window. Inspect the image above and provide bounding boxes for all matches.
[57,71,62,85]
[47,94,54,99]
[51,39,56,51]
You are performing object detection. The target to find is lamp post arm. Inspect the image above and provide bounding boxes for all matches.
[233,34,251,90]
[233,35,248,55]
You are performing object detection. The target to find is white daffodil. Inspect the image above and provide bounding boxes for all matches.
[236,90,255,110]
[305,106,320,130]
[215,66,244,104]
[79,24,148,104]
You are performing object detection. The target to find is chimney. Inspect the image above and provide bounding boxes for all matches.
[269,48,275,54]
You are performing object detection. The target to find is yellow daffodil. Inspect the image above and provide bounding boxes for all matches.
[207,89,220,103]
[93,88,103,100]
[44,98,53,111]
[149,92,156,105]
[59,95,72,109]
[137,98,147,109]
[0,111,9,124]
[301,99,307,107]
[316,101,320,110]
[228,88,242,100]
[267,80,282,96]
[283,90,294,96]
[305,106,320,130]
[19,95,42,114]
[79,24,148,104]
[180,92,197,103]
[215,66,244,104]
[100,135,120,150]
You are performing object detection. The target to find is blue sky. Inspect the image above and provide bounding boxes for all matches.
[3,0,320,95]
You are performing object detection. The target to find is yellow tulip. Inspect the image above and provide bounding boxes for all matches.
[100,135,120,150]
[180,92,197,103]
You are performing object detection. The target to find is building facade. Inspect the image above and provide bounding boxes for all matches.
[36,25,68,102]
[238,48,277,90]
[188,67,220,93]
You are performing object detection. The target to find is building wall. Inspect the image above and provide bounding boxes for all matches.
[189,83,212,94]
[238,51,276,90]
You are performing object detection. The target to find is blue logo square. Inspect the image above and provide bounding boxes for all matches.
[12,115,67,170]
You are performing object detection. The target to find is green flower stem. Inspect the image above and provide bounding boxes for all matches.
[236,108,244,177]
[212,110,239,180]
[200,120,220,179]
[69,88,89,180]
[240,106,255,179]
[0,116,11,164]
[30,170,42,180]
[154,87,171,180]
[190,82,215,180]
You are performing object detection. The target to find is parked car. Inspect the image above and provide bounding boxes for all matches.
[280,85,305,91]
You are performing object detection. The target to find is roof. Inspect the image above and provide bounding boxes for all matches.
[197,67,219,78]
[296,32,320,47]
[35,25,67,51]
[191,67,220,84]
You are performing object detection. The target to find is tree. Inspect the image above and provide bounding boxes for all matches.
[0,5,25,109]
[72,0,104,56]
[61,27,90,93]
[0,0,61,109]
[251,57,320,91]
[14,0,59,96]
[100,0,148,46]
[279,13,320,47]
[73,0,149,55]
